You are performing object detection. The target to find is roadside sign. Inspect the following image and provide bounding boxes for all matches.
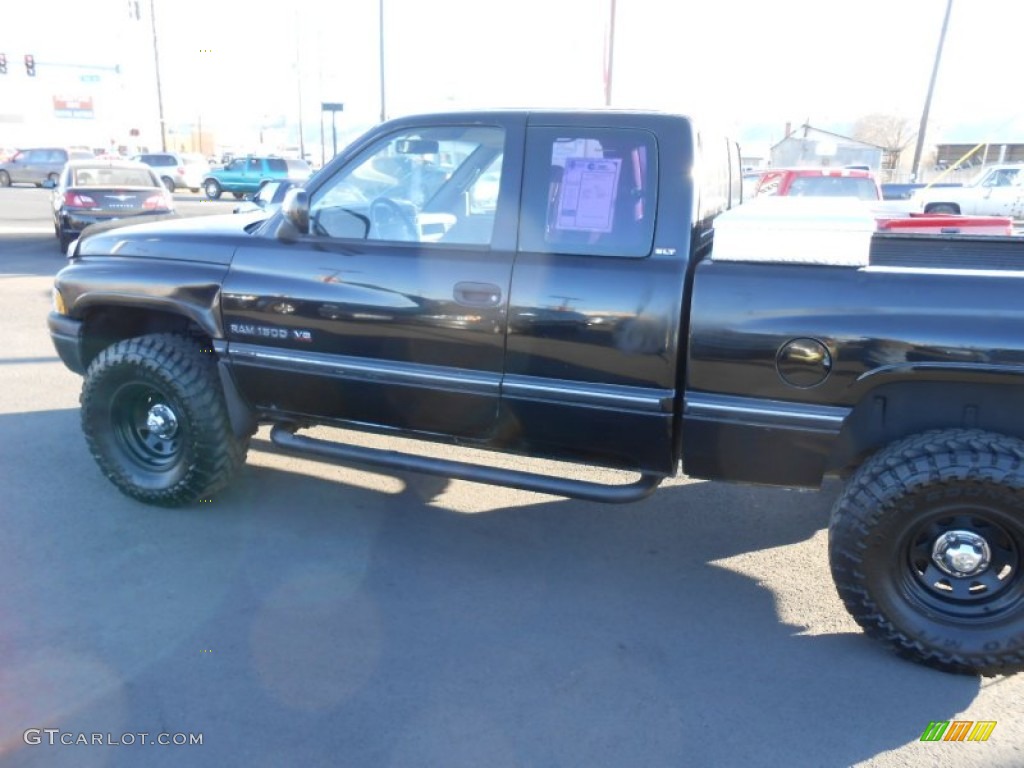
[53,95,95,119]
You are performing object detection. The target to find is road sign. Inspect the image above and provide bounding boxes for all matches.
[321,102,344,112]
[81,74,101,83]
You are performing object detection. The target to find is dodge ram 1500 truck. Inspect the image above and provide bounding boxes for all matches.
[48,110,1024,676]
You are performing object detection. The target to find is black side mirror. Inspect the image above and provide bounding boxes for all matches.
[280,187,309,238]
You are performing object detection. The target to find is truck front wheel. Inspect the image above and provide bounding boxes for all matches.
[829,429,1024,675]
[80,333,248,507]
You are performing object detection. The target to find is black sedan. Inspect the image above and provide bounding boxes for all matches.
[45,159,176,251]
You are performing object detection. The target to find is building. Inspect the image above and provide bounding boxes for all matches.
[770,124,885,172]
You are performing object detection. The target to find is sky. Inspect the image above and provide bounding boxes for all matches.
[3,0,1022,154]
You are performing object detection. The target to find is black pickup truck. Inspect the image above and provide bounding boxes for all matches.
[48,110,1024,676]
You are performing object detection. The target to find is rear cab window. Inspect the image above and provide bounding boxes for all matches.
[518,127,658,258]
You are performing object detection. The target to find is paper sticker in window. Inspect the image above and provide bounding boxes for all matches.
[555,157,622,234]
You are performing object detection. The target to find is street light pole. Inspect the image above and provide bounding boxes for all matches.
[911,0,953,181]
[149,0,167,152]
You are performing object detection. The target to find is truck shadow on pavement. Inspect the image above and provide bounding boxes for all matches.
[0,410,989,768]
[0,234,67,277]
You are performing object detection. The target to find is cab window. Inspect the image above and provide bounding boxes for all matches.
[518,127,658,258]
[309,125,505,246]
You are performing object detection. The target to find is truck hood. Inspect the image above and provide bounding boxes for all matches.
[75,212,267,265]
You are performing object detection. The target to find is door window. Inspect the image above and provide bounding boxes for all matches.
[309,125,506,245]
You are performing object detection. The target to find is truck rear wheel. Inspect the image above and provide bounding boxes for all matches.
[80,333,248,507]
[829,429,1024,675]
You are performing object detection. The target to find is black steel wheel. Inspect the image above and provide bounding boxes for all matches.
[830,429,1024,675]
[80,333,249,506]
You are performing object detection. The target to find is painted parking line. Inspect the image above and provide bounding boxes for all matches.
[0,226,53,234]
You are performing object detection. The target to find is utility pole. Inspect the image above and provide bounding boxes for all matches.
[604,0,616,106]
[378,0,387,123]
[911,0,953,182]
[295,8,305,160]
[149,0,167,151]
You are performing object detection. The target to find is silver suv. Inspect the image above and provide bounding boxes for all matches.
[0,147,94,187]
[131,152,210,192]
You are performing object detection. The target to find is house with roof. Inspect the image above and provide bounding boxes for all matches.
[770,124,886,172]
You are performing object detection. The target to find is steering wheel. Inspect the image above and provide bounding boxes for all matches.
[370,197,418,241]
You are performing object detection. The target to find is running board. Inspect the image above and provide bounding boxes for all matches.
[269,424,664,504]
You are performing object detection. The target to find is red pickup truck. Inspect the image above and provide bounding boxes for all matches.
[755,167,882,200]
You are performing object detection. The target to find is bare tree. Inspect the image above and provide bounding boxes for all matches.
[852,114,918,176]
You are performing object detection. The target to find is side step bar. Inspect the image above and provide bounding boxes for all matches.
[269,424,664,504]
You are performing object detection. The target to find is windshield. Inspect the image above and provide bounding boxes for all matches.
[72,167,159,187]
[787,176,878,200]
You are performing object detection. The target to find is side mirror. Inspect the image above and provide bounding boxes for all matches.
[42,178,57,189]
[281,187,309,234]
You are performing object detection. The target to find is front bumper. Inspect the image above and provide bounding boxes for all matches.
[47,312,86,375]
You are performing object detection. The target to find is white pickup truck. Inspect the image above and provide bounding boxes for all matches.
[912,163,1024,219]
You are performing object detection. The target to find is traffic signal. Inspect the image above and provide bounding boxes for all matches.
[24,54,35,77]
[0,54,7,75]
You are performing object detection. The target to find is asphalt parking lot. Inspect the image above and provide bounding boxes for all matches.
[1,186,1021,768]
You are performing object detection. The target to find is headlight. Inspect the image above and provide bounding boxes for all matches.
[52,288,67,315]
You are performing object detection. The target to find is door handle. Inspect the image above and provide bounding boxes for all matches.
[453,282,501,308]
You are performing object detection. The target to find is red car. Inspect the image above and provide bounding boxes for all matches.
[755,167,881,201]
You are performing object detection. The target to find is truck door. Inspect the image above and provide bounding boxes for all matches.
[222,117,524,438]
[500,117,689,475]
[976,168,1024,217]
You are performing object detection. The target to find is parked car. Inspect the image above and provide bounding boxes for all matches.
[130,152,210,193]
[911,163,1024,218]
[44,159,174,250]
[232,179,301,215]
[0,147,94,188]
[202,156,311,200]
[754,167,881,200]
[741,169,764,199]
